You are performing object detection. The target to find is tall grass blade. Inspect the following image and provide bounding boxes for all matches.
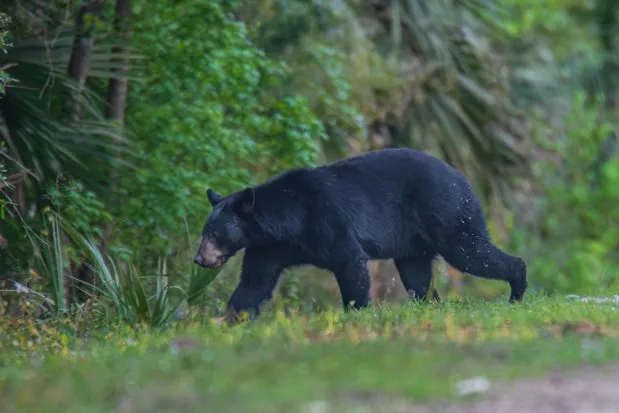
[27,215,67,313]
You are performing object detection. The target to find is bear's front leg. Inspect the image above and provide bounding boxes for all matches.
[225,246,287,324]
[332,258,371,311]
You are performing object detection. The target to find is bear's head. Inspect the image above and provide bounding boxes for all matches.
[193,187,255,269]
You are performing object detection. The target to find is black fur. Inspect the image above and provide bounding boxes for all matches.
[194,148,527,321]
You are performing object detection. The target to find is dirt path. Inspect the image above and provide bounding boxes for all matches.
[441,364,619,413]
[329,364,619,413]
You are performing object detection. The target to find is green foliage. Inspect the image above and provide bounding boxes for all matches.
[511,92,619,293]
[245,1,366,158]
[0,178,111,279]
[477,0,619,296]
[118,0,325,257]
[493,0,615,106]
[0,13,9,49]
[497,0,594,40]
[45,179,112,241]
[0,12,12,96]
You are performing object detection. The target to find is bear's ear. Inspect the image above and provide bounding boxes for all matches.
[234,187,255,215]
[206,188,223,206]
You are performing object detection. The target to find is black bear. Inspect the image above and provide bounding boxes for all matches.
[193,148,527,321]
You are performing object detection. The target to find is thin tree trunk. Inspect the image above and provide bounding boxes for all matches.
[104,0,131,123]
[100,0,132,259]
[591,0,619,184]
[67,0,104,122]
[65,0,104,305]
[598,0,618,109]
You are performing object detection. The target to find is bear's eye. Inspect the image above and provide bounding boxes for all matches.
[212,231,220,238]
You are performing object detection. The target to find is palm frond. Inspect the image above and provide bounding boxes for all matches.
[0,24,141,196]
[240,0,532,202]
[360,0,531,200]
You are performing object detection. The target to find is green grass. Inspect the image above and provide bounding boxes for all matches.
[2,294,619,413]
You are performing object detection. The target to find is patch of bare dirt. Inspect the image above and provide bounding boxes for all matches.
[329,363,619,413]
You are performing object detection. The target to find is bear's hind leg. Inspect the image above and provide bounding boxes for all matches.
[436,229,527,302]
[394,254,440,302]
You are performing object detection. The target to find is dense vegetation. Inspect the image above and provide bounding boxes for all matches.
[1,1,619,411]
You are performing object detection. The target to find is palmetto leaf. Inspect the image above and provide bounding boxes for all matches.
[0,24,139,195]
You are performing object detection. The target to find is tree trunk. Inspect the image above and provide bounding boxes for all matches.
[104,0,132,123]
[100,0,132,259]
[65,0,104,306]
[67,0,104,122]
[598,0,618,109]
[591,0,619,184]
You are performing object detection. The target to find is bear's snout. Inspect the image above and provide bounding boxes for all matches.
[193,255,206,267]
[194,238,226,268]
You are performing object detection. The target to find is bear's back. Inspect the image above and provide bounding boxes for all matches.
[258,148,467,210]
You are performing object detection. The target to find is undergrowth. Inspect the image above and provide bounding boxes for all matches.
[2,295,619,413]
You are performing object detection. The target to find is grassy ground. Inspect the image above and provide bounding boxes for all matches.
[1,294,619,413]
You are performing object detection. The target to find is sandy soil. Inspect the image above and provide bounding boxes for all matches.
[319,363,619,413]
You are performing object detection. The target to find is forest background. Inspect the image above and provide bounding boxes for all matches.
[1,0,619,322]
